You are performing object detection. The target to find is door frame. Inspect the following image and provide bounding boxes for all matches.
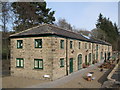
[69,58,73,73]
[78,54,82,70]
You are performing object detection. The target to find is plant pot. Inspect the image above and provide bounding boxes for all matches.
[82,63,87,68]
[87,77,91,81]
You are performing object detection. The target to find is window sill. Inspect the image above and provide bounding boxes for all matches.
[17,48,23,49]
[33,68,43,70]
[60,66,64,68]
[35,47,42,48]
[16,67,24,68]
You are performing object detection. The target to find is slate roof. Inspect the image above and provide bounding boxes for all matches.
[90,38,111,46]
[10,24,111,46]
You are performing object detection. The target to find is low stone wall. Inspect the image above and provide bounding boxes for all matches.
[2,60,11,76]
[107,59,120,81]
[101,59,120,88]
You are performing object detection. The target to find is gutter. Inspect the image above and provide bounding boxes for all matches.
[66,38,68,75]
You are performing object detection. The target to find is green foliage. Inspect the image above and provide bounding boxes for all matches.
[1,31,15,59]
[91,28,107,40]
[96,13,119,50]
[11,2,55,32]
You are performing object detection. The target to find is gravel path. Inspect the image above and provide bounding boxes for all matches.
[27,60,109,88]
[3,60,111,88]
[2,76,49,88]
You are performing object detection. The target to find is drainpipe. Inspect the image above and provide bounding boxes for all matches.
[66,38,68,75]
[92,43,93,64]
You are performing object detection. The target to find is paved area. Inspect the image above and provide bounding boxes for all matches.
[2,60,115,88]
[0,60,2,89]
[55,68,110,88]
[111,61,120,82]
[102,60,120,88]
[27,60,111,88]
[2,76,49,88]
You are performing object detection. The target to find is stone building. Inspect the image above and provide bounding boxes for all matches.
[10,24,112,80]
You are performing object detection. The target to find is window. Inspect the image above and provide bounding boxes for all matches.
[85,43,87,49]
[89,43,91,49]
[92,44,94,49]
[85,55,87,65]
[16,58,24,68]
[96,45,98,50]
[35,39,42,48]
[70,41,73,49]
[96,51,98,60]
[93,54,95,61]
[101,52,103,60]
[79,42,81,49]
[78,54,82,70]
[60,40,64,49]
[60,58,64,67]
[34,59,43,69]
[108,46,109,51]
[17,40,23,49]
[89,53,91,64]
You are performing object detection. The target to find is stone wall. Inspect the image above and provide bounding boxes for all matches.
[51,36,103,80]
[51,36,67,80]
[11,37,53,80]
[10,35,112,80]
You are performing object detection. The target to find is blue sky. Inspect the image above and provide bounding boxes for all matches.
[118,1,120,27]
[47,2,118,31]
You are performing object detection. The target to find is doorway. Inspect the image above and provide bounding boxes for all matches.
[69,58,73,73]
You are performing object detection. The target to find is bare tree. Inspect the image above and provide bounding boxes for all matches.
[56,18,73,31]
[77,29,91,36]
[1,2,12,60]
[1,2,10,33]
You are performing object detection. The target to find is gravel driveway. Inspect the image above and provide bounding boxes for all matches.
[27,60,111,88]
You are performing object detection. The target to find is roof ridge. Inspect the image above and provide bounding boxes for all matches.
[10,24,47,36]
[9,24,111,46]
[10,24,81,37]
[91,37,111,45]
[47,24,82,36]
[45,24,56,34]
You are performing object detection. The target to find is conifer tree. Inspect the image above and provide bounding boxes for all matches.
[96,13,119,50]
[11,2,55,32]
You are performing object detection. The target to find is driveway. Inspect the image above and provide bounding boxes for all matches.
[27,60,109,88]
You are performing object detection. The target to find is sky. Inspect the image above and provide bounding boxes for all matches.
[0,1,119,31]
[118,1,120,27]
[46,2,118,31]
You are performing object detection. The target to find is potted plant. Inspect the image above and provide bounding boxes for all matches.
[82,63,87,68]
[95,60,98,63]
[92,61,95,64]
